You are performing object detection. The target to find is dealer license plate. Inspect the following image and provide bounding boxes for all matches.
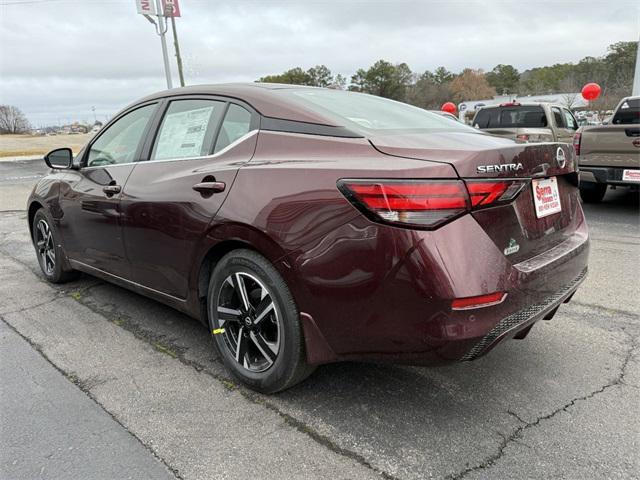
[622,169,640,183]
[532,177,561,218]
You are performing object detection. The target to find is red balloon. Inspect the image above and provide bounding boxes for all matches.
[581,83,601,101]
[441,102,457,114]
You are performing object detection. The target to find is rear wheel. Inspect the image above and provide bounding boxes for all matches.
[207,249,314,393]
[579,182,607,203]
[32,209,77,283]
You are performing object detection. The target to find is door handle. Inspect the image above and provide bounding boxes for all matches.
[192,181,226,194]
[103,185,121,195]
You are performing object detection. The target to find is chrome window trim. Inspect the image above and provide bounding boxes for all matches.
[81,129,258,171]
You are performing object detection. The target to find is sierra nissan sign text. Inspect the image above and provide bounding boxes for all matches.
[135,0,180,17]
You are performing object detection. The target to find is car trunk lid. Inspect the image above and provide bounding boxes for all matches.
[369,131,581,263]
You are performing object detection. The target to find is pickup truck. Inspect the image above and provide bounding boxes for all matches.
[471,102,579,143]
[574,96,640,203]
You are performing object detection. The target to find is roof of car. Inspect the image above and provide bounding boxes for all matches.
[133,82,338,126]
[479,102,563,109]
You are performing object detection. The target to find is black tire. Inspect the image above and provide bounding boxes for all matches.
[32,209,78,283]
[207,249,314,393]
[579,182,607,203]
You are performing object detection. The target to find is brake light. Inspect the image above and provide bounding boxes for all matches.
[466,180,526,208]
[338,179,527,229]
[338,180,468,228]
[573,132,581,156]
[516,134,530,143]
[452,292,506,310]
[500,102,521,107]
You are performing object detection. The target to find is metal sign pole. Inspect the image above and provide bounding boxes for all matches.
[155,0,173,89]
[633,35,640,97]
[170,15,185,87]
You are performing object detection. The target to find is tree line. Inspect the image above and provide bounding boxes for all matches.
[258,41,637,110]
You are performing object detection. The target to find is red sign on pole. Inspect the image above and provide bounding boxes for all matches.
[162,0,181,17]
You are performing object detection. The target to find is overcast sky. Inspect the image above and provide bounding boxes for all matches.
[0,0,638,126]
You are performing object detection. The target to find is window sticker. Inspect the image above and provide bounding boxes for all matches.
[154,106,214,160]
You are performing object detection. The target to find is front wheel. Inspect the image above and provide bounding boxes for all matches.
[579,182,607,203]
[32,209,78,283]
[207,249,314,393]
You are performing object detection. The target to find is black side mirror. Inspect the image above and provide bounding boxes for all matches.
[44,148,73,169]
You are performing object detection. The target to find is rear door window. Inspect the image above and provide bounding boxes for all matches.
[612,98,640,125]
[213,104,253,153]
[151,99,225,160]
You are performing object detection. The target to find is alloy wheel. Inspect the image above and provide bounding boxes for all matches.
[216,272,281,372]
[35,219,55,276]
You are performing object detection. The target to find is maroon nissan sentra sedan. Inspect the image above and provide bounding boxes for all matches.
[29,83,588,392]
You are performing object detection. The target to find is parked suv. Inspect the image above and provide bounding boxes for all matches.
[472,102,579,144]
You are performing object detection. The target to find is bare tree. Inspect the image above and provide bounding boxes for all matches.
[558,76,580,109]
[0,105,31,134]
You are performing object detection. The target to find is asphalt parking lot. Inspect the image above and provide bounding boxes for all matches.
[1,159,639,480]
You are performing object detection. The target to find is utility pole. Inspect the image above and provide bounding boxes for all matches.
[633,35,640,96]
[170,15,185,87]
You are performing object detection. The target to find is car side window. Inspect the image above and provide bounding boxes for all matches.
[86,104,156,167]
[151,99,225,160]
[563,109,578,130]
[551,107,565,128]
[213,104,253,154]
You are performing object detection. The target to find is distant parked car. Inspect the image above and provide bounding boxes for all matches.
[472,102,579,144]
[574,96,640,202]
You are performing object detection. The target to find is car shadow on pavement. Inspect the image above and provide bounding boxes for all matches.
[64,268,632,479]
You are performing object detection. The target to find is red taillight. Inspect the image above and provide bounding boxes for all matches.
[573,132,581,156]
[339,180,468,228]
[516,134,530,143]
[465,180,526,208]
[339,179,527,229]
[451,292,506,310]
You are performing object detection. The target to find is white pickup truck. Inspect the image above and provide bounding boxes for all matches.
[574,96,640,202]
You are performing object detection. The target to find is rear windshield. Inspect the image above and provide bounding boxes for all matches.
[277,88,477,135]
[474,106,548,129]
[612,98,640,125]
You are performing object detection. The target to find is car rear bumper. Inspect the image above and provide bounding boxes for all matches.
[460,266,586,361]
[288,204,590,366]
[580,166,640,186]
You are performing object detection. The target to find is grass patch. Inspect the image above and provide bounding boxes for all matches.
[221,378,237,391]
[69,291,82,301]
[153,342,178,358]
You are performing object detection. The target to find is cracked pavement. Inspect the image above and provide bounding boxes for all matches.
[1,159,639,479]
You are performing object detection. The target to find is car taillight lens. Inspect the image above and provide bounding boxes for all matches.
[338,179,527,229]
[573,132,581,156]
[465,180,526,208]
[338,180,468,228]
[516,134,530,143]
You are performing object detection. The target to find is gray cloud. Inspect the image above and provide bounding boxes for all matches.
[0,0,637,125]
